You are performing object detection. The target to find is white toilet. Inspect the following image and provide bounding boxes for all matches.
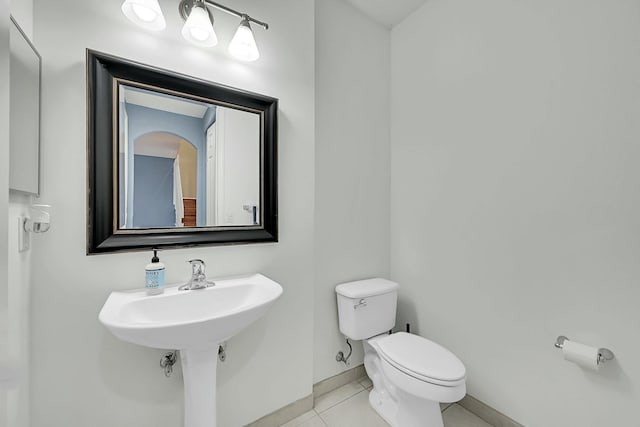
[336,278,466,427]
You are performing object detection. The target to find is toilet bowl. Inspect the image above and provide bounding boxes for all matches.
[336,278,466,427]
[367,333,465,427]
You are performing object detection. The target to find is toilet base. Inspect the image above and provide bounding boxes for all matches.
[369,387,397,426]
[397,391,443,427]
[368,387,443,427]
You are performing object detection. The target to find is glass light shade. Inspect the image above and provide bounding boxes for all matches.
[121,0,166,31]
[228,19,259,62]
[181,4,218,47]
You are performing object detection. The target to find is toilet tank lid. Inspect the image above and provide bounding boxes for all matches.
[335,278,399,298]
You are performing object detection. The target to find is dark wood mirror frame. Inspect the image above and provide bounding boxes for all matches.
[87,50,278,254]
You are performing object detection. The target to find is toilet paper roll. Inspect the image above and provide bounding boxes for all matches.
[562,340,600,370]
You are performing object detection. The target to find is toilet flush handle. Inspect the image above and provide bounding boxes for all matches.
[354,298,367,309]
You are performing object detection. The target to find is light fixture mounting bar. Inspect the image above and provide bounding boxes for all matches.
[202,0,269,30]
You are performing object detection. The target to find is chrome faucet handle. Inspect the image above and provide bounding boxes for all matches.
[188,259,209,289]
[178,259,213,290]
[189,259,205,274]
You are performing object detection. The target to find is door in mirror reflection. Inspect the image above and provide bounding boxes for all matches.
[118,84,261,229]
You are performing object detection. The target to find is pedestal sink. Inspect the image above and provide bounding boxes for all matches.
[99,273,283,427]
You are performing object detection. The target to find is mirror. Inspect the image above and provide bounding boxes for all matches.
[118,85,260,229]
[9,16,41,195]
[87,50,278,254]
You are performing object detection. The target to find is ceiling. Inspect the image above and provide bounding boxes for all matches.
[345,0,428,28]
[122,86,210,119]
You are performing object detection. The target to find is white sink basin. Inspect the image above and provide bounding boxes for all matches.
[99,273,283,350]
[99,273,283,427]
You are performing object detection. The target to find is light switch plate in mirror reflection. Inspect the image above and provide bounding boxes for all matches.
[87,49,278,254]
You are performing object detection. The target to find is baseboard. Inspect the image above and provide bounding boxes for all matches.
[244,394,313,427]
[312,364,366,397]
[459,394,524,427]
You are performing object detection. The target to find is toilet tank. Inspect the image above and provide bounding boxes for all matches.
[335,278,399,340]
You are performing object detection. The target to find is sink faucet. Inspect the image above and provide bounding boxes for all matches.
[179,259,214,290]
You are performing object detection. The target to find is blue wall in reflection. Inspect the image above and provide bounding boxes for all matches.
[133,155,175,228]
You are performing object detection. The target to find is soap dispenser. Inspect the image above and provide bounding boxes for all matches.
[145,249,165,295]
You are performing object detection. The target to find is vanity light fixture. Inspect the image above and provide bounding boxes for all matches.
[228,15,259,62]
[181,0,218,47]
[121,0,166,31]
[121,0,269,62]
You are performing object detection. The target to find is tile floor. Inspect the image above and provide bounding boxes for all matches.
[281,377,492,427]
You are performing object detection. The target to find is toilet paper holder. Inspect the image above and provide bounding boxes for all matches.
[554,335,615,365]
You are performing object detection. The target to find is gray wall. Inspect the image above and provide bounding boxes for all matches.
[391,0,640,425]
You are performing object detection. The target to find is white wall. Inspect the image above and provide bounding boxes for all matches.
[314,0,390,382]
[0,0,10,425]
[219,107,260,225]
[31,0,315,426]
[7,195,32,427]
[391,1,640,425]
[8,0,30,39]
[5,1,33,426]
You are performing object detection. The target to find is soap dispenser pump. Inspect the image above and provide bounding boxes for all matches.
[145,249,165,295]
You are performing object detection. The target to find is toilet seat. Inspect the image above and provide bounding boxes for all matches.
[377,332,466,387]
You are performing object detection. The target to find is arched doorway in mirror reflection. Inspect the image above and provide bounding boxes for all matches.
[119,87,210,229]
[131,132,198,228]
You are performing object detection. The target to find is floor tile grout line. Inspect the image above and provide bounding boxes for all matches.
[441,403,455,414]
[440,403,449,412]
[318,414,330,427]
[316,406,335,427]
[314,381,365,414]
[316,390,391,427]
[314,389,456,424]
[321,387,366,413]
[316,388,369,417]
[315,391,357,415]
